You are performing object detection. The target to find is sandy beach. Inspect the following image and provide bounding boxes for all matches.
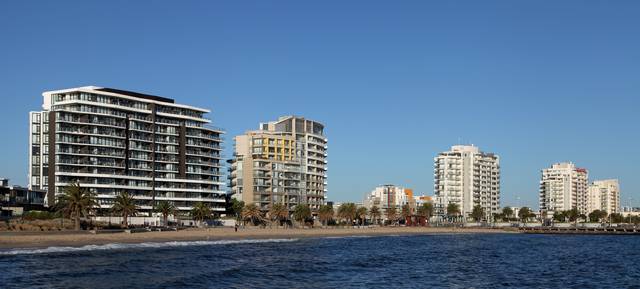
[0,226,517,249]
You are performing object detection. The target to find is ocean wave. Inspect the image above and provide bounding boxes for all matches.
[323,235,375,239]
[0,238,299,256]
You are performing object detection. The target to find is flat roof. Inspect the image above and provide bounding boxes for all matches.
[96,87,174,103]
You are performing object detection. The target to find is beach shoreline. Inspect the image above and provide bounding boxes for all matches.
[0,227,517,250]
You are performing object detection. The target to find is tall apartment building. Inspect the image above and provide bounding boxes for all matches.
[363,185,413,213]
[28,86,225,214]
[587,179,620,214]
[229,116,327,213]
[434,145,500,219]
[539,162,589,215]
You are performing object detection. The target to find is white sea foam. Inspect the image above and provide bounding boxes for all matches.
[0,238,299,256]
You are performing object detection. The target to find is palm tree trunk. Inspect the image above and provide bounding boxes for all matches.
[74,214,80,231]
[123,214,128,228]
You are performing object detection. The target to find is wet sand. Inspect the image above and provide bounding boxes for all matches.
[0,226,518,249]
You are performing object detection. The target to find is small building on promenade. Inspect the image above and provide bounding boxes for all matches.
[1,178,46,216]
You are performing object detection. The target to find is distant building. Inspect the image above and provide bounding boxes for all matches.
[414,195,433,207]
[229,116,327,213]
[539,162,588,215]
[1,178,46,216]
[587,179,620,214]
[434,145,500,219]
[505,206,520,219]
[621,206,640,213]
[363,185,412,216]
[28,86,225,214]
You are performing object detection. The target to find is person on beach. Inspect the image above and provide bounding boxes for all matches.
[234,224,238,232]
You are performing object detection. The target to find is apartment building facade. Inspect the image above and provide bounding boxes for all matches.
[539,162,589,215]
[363,185,413,214]
[28,86,225,214]
[229,116,327,213]
[587,179,620,214]
[434,145,500,220]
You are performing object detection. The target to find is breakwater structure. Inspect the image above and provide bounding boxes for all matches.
[520,226,640,235]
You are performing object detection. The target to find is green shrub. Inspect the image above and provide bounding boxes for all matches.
[22,211,59,220]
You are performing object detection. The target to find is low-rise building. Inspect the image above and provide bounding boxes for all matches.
[414,195,433,207]
[363,185,412,217]
[1,178,46,216]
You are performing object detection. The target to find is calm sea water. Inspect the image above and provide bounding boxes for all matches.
[1,233,639,288]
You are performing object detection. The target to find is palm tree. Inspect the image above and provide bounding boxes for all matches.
[401,204,412,225]
[416,202,434,225]
[356,207,368,226]
[369,206,381,225]
[55,182,97,230]
[565,208,580,223]
[518,207,533,224]
[242,203,262,226]
[337,203,357,225]
[231,199,245,223]
[553,211,565,222]
[588,209,607,223]
[191,202,212,227]
[471,205,484,222]
[155,200,176,227]
[446,203,460,222]
[111,192,138,228]
[268,203,289,227]
[292,204,311,227]
[502,207,514,222]
[385,207,398,226]
[318,204,334,227]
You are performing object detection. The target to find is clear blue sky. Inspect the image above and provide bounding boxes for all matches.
[1,1,639,208]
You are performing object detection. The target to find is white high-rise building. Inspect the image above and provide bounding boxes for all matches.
[29,86,225,214]
[539,162,589,215]
[434,145,500,219]
[587,179,620,214]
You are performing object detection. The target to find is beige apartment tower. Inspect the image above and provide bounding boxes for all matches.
[539,162,589,215]
[587,179,620,214]
[229,116,327,213]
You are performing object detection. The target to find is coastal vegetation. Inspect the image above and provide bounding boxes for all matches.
[369,206,381,225]
[55,182,98,230]
[191,202,212,227]
[401,204,411,224]
[111,192,138,228]
[318,204,334,226]
[230,199,245,223]
[356,207,368,226]
[268,203,289,227]
[155,200,176,227]
[518,207,535,223]
[241,203,263,226]
[471,205,484,222]
[385,207,398,225]
[337,203,357,225]
[292,204,311,227]
[416,203,434,224]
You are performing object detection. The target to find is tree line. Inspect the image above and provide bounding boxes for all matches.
[54,182,218,230]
